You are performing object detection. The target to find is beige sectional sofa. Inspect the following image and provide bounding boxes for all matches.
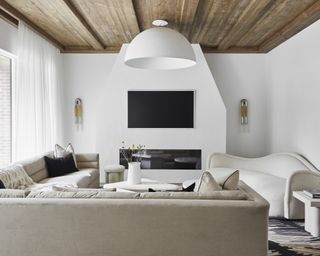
[0,153,269,256]
[0,181,269,256]
[16,151,100,188]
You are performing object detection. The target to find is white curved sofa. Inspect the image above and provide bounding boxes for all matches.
[207,152,320,219]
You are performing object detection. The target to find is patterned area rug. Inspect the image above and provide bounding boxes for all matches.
[269,219,320,256]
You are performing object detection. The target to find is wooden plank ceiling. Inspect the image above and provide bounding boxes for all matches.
[1,0,320,53]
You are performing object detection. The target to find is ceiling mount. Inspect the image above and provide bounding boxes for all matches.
[152,20,168,27]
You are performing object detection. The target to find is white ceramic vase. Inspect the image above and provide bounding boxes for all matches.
[127,162,141,185]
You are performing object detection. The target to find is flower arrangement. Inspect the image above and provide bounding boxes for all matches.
[120,141,146,163]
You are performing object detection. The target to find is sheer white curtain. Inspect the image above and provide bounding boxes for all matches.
[13,22,62,161]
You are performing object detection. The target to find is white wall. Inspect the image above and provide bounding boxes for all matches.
[95,44,226,182]
[205,54,269,157]
[62,52,269,161]
[267,20,320,169]
[0,19,17,55]
[62,53,117,152]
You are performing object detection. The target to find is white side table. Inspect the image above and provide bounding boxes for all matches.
[293,191,320,237]
[103,178,182,192]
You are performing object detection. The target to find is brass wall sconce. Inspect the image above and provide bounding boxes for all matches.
[240,99,248,125]
[74,98,83,125]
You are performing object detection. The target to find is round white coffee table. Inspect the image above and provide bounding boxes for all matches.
[103,178,181,192]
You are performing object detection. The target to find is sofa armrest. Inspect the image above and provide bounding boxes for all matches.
[75,153,99,170]
[284,170,320,219]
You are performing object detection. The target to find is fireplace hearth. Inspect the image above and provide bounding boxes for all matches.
[120,149,201,170]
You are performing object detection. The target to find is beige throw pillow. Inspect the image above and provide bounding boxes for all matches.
[0,164,34,189]
[222,170,239,190]
[197,171,222,193]
[55,143,77,167]
[204,169,240,190]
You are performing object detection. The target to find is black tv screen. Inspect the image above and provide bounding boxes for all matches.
[128,91,194,128]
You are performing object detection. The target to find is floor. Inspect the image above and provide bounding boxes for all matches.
[269,219,320,256]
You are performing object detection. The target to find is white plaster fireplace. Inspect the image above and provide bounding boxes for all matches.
[96,44,226,182]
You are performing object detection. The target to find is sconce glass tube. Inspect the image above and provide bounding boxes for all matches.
[240,99,248,125]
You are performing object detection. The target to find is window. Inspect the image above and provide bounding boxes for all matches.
[0,54,12,166]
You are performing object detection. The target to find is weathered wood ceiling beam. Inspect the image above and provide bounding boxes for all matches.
[62,46,121,54]
[218,0,275,51]
[0,8,18,27]
[131,0,142,32]
[0,0,65,50]
[175,0,200,38]
[201,45,261,54]
[62,0,105,49]
[62,45,262,54]
[259,1,320,52]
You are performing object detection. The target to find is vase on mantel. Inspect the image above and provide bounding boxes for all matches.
[127,162,141,185]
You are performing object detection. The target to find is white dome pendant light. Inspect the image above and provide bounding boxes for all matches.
[124,20,196,70]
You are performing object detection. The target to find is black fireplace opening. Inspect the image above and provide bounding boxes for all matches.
[119,149,201,170]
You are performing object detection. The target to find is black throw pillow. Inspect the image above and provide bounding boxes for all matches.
[0,180,5,189]
[44,153,78,177]
[182,182,195,192]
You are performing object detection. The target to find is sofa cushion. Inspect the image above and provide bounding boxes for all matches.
[0,189,29,198]
[17,152,53,182]
[140,191,248,200]
[26,189,248,201]
[27,190,139,199]
[197,172,222,193]
[39,173,91,188]
[53,185,115,192]
[64,168,99,185]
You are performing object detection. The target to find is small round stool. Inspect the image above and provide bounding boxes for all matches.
[104,165,125,184]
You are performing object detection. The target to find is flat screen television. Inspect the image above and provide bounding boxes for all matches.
[128,90,194,128]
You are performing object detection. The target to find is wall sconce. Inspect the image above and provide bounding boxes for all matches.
[74,98,83,125]
[240,99,248,125]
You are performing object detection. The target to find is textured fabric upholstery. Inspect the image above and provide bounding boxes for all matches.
[27,190,248,200]
[197,171,222,192]
[39,174,91,188]
[16,152,53,182]
[66,168,99,184]
[15,152,100,188]
[0,181,269,256]
[0,189,28,198]
[207,153,320,219]
[139,190,248,200]
[27,190,140,199]
[76,153,99,169]
[0,165,34,189]
[52,186,115,192]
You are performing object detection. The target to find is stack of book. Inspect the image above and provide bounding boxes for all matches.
[303,189,320,199]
